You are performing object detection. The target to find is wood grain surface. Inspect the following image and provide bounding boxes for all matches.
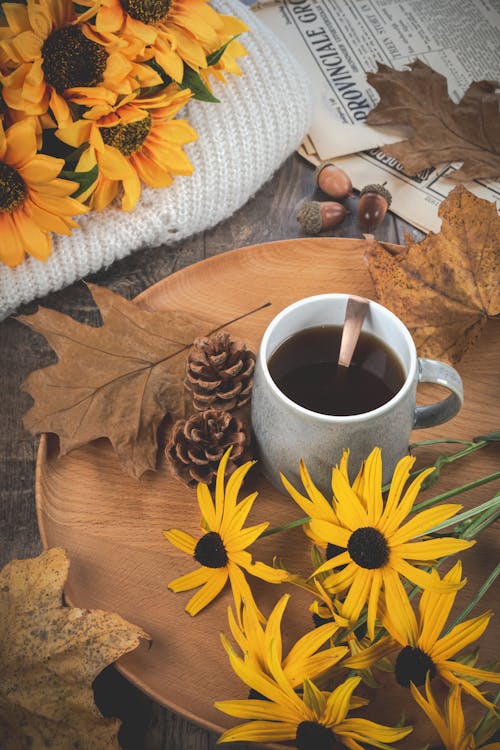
[37,237,500,749]
[1,151,498,749]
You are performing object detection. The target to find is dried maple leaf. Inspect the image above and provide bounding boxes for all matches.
[366,59,500,181]
[0,547,147,750]
[364,184,499,364]
[20,284,212,478]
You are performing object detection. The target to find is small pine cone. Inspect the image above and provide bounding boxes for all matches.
[185,331,256,412]
[166,409,252,488]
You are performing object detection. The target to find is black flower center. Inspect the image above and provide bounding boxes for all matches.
[296,721,335,750]
[395,646,436,687]
[0,163,26,212]
[41,25,107,94]
[121,0,170,24]
[100,115,152,157]
[194,531,228,568]
[347,527,389,569]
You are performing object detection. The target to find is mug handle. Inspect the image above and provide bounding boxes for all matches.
[413,358,464,429]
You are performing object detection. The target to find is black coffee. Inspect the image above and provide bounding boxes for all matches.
[268,324,405,416]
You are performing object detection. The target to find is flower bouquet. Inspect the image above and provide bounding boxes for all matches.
[0,0,248,267]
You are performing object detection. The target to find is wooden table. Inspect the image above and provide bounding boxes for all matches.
[1,151,434,749]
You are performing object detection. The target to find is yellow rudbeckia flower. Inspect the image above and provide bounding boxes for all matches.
[216,654,412,750]
[163,449,287,618]
[344,561,500,708]
[224,593,348,690]
[0,118,87,266]
[411,679,500,750]
[284,447,474,639]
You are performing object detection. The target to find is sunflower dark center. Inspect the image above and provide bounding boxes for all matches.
[41,25,107,94]
[0,163,26,212]
[100,115,152,157]
[121,0,170,23]
[194,531,228,568]
[395,646,436,687]
[347,526,389,569]
[296,721,335,750]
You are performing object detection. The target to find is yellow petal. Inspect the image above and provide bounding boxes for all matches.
[185,565,227,615]
[394,537,474,560]
[162,528,197,555]
[432,612,493,661]
[383,566,419,646]
[324,675,361,725]
[389,503,464,545]
[167,565,211,592]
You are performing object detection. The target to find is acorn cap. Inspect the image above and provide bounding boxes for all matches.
[359,183,392,207]
[313,160,336,184]
[297,200,322,234]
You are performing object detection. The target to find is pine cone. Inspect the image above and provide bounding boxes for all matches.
[165,409,252,488]
[185,331,255,412]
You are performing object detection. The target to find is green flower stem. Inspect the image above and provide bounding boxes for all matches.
[428,494,500,534]
[408,438,475,449]
[412,471,500,513]
[444,563,500,635]
[259,516,311,538]
[461,509,500,540]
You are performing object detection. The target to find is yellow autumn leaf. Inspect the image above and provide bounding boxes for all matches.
[0,548,148,750]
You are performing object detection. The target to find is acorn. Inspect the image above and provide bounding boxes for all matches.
[314,161,352,200]
[357,182,392,233]
[297,200,348,234]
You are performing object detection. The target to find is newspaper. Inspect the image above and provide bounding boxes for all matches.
[253,0,500,233]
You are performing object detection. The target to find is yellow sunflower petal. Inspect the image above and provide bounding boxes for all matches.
[302,678,326,720]
[366,568,383,640]
[331,466,369,529]
[15,211,51,260]
[431,612,493,661]
[341,569,373,630]
[444,659,500,684]
[439,667,496,709]
[417,562,463,652]
[196,480,216,529]
[336,717,412,744]
[168,565,211,592]
[98,144,134,179]
[214,698,299,722]
[363,448,383,523]
[162,528,197,555]
[382,466,436,538]
[216,720,298,744]
[226,559,265,623]
[324,675,361,726]
[2,3,30,34]
[284,621,339,674]
[389,503,465,545]
[308,519,351,549]
[409,679,451,748]
[185,565,228,615]
[383,566,419,645]
[221,493,258,539]
[121,173,142,211]
[394,537,474,560]
[214,447,232,529]
[18,153,63,183]
[5,118,36,167]
[343,636,395,669]
[219,459,255,534]
[0,212,28,266]
[392,557,466,595]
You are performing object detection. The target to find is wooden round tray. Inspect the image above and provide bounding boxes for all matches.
[36,238,500,748]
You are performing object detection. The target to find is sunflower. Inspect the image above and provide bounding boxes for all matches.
[0,0,158,127]
[83,0,248,83]
[285,447,474,639]
[224,593,348,690]
[344,562,500,708]
[163,449,287,618]
[56,85,196,210]
[410,678,500,750]
[0,118,87,266]
[215,654,412,750]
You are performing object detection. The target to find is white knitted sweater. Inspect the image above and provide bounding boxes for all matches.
[0,0,311,320]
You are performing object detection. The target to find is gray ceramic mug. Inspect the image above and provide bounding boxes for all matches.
[251,294,463,494]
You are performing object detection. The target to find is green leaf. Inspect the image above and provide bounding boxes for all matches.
[474,430,500,442]
[146,59,173,88]
[206,35,240,67]
[180,66,219,103]
[60,164,98,199]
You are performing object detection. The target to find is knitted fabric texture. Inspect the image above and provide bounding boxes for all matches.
[0,0,311,320]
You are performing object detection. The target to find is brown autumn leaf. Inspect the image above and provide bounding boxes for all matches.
[366,59,500,181]
[364,184,500,364]
[0,547,147,750]
[20,283,212,478]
